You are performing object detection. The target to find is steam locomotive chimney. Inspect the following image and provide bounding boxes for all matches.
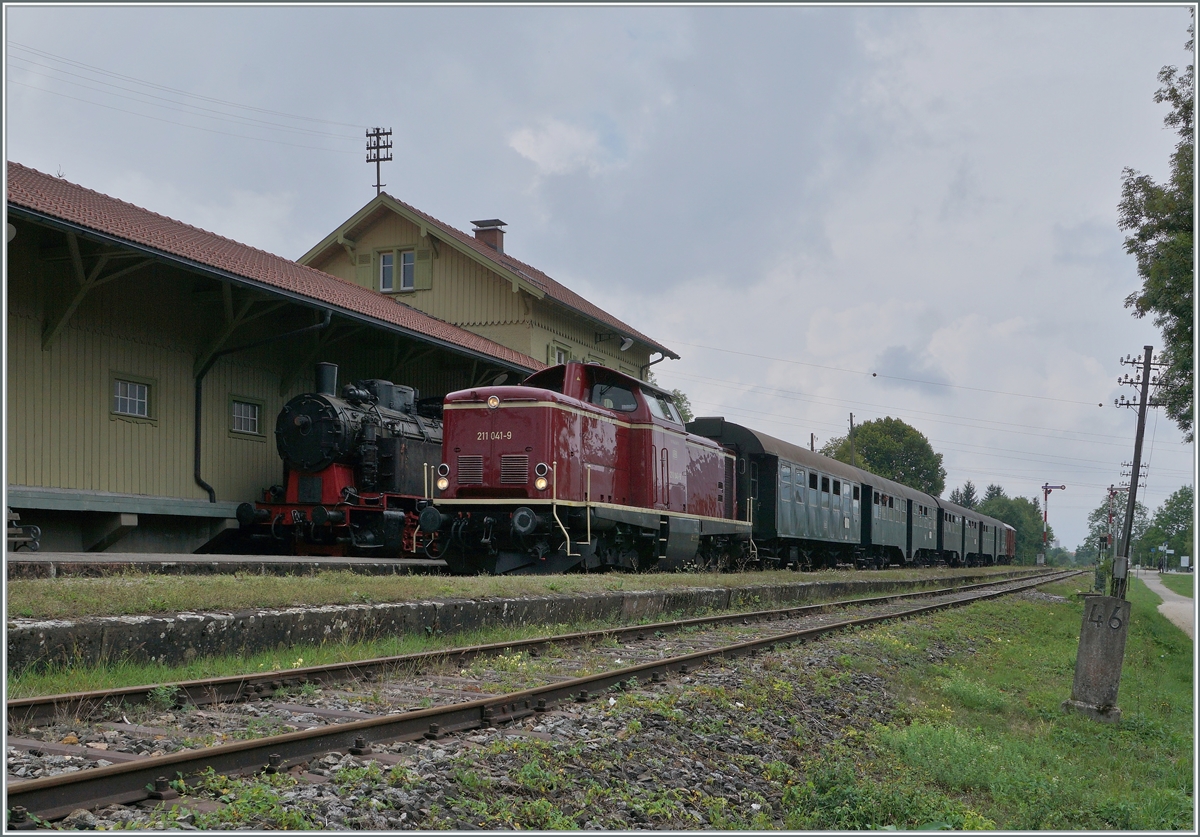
[315,362,338,396]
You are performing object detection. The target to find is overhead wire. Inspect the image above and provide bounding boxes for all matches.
[662,338,1108,407]
[7,80,362,156]
[7,56,364,140]
[6,41,364,129]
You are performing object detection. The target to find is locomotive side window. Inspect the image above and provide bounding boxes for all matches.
[646,393,684,425]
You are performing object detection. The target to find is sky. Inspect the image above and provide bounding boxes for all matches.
[4,4,1195,552]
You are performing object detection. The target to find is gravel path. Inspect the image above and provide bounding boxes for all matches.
[1137,571,1195,639]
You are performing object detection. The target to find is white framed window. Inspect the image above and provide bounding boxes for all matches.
[232,400,260,434]
[379,252,394,291]
[551,343,570,365]
[113,379,148,417]
[399,250,415,291]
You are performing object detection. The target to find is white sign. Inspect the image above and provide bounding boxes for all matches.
[1182,556,1190,568]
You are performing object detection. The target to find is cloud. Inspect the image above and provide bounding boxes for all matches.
[508,118,609,176]
[871,345,953,396]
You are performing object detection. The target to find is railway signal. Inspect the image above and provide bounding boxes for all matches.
[1040,483,1065,565]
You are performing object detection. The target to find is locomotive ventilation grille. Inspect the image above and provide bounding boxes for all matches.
[500,454,529,484]
[457,455,484,485]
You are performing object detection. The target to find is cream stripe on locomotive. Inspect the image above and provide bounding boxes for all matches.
[429,495,750,529]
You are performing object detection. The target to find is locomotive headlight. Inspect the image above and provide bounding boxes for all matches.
[487,395,500,409]
[534,476,549,491]
[436,476,450,491]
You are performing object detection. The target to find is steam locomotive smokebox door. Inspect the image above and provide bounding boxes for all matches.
[376,436,442,495]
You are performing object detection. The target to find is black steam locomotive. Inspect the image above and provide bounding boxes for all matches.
[235,363,442,556]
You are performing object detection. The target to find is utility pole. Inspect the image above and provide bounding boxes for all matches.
[848,413,857,468]
[810,433,815,452]
[1041,483,1065,565]
[366,127,393,196]
[1111,345,1163,599]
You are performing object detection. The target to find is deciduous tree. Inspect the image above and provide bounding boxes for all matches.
[820,417,946,496]
[978,494,1051,565]
[1119,26,1194,441]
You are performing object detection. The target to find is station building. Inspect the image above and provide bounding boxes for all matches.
[5,162,674,552]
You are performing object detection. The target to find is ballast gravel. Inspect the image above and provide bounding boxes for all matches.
[30,633,912,830]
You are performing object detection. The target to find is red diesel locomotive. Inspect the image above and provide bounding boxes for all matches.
[417,361,753,574]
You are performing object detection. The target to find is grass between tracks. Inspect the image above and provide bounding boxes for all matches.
[786,575,1194,830]
[1159,572,1195,598]
[114,575,1192,831]
[5,565,1026,620]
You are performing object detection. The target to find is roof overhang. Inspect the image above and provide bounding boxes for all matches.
[9,205,539,375]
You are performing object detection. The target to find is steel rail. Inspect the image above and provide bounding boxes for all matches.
[7,570,1080,821]
[8,569,1053,726]
[9,569,1052,726]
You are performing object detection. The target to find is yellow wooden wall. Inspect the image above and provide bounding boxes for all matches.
[306,207,654,378]
[6,224,497,507]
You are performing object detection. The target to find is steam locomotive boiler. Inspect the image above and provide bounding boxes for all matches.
[417,361,752,574]
[236,362,442,556]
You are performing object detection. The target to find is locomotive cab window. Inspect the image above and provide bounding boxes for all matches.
[589,382,638,412]
[646,393,683,425]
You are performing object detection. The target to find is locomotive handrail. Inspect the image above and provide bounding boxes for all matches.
[550,460,581,559]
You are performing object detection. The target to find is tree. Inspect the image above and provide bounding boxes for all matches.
[1119,26,1194,441]
[1074,490,1149,564]
[670,388,694,423]
[978,494,1052,565]
[1145,484,1195,569]
[983,484,1006,503]
[644,371,694,423]
[949,480,978,509]
[820,417,946,496]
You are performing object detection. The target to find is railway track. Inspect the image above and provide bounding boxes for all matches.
[6,569,1080,824]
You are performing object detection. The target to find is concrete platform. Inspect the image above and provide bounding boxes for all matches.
[6,552,447,579]
[6,569,1038,672]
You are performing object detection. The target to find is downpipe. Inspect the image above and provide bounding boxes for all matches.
[194,308,333,502]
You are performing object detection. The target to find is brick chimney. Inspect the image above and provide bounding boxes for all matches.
[471,219,506,253]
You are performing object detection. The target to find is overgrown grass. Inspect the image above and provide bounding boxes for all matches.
[6,614,625,699]
[5,565,1029,620]
[818,577,1194,830]
[1158,572,1195,598]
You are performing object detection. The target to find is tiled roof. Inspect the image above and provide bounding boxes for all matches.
[316,193,679,359]
[6,162,544,373]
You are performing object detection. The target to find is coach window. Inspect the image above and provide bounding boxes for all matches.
[796,471,806,503]
[810,473,818,490]
[821,476,830,493]
[780,464,792,503]
[832,479,841,496]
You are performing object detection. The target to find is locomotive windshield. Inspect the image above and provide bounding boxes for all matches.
[645,392,684,425]
[589,382,638,412]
